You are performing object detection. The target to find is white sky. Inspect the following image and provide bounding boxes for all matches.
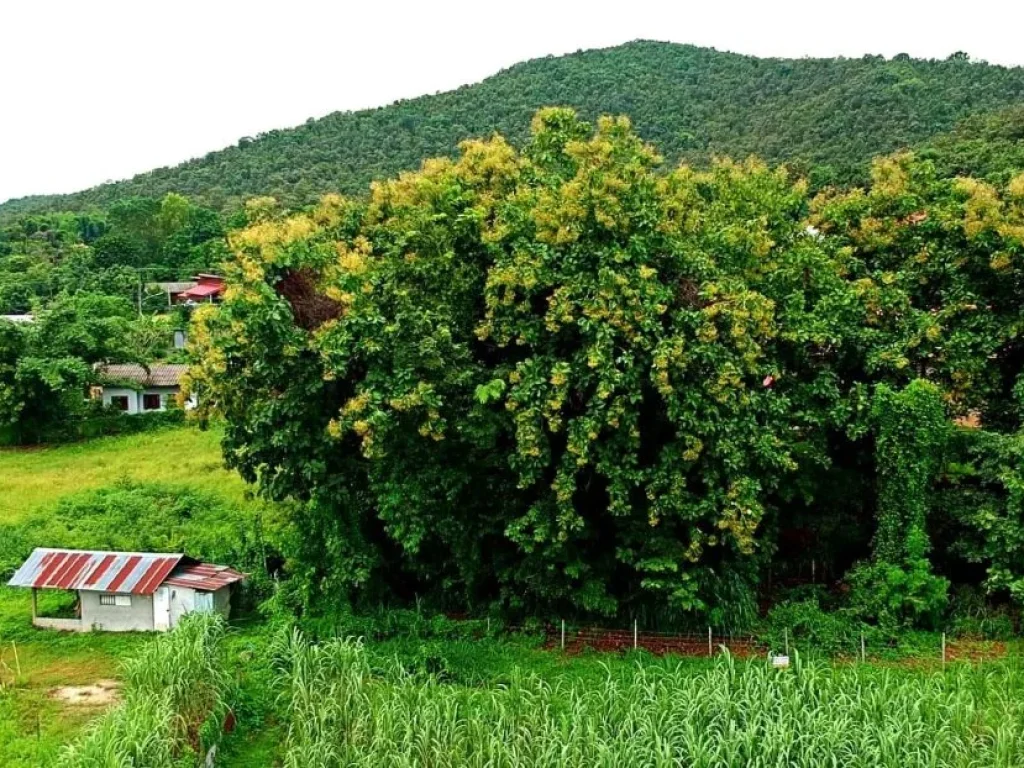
[2,0,1023,205]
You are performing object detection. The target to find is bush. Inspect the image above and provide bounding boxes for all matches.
[38,407,186,444]
[760,599,878,657]
[948,586,1018,640]
[846,534,950,631]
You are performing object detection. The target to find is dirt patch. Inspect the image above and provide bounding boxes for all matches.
[946,640,1007,662]
[543,627,759,658]
[50,679,121,706]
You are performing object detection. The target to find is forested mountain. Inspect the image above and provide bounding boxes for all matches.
[4,41,1024,217]
[918,105,1024,181]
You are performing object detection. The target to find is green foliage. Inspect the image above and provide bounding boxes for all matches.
[920,106,1024,183]
[871,381,949,562]
[847,534,951,630]
[5,42,1024,217]
[0,481,277,596]
[947,586,1018,640]
[845,382,950,628]
[937,429,1024,606]
[761,599,878,657]
[189,106,1024,623]
[0,193,224,315]
[193,110,863,619]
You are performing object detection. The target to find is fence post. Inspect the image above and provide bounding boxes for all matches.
[561,620,565,651]
[941,632,946,668]
[633,619,638,650]
[860,631,865,663]
[708,626,712,657]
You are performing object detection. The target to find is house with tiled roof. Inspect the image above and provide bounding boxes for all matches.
[8,548,245,632]
[95,363,195,414]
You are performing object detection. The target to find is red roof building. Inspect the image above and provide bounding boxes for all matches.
[176,274,225,303]
[8,548,245,632]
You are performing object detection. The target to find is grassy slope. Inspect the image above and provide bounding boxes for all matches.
[0,426,247,524]
[0,425,250,766]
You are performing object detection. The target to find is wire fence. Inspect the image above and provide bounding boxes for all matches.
[503,621,1014,665]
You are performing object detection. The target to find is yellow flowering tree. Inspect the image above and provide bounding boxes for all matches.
[190,110,886,619]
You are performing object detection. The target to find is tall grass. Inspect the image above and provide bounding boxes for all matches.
[275,631,1024,768]
[57,612,231,768]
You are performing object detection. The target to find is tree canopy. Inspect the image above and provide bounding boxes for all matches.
[190,109,1024,622]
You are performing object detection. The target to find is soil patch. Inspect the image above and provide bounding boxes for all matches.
[50,679,121,706]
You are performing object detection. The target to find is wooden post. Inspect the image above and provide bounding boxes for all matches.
[942,633,946,668]
[708,627,713,657]
[861,631,866,663]
[633,620,638,650]
[560,620,565,651]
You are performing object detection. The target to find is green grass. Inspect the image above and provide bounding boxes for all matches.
[0,426,248,524]
[0,424,252,766]
[0,588,152,767]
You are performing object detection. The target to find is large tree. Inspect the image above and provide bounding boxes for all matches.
[192,109,868,618]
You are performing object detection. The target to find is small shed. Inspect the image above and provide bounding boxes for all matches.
[7,548,245,632]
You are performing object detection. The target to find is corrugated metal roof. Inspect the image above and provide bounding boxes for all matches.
[8,548,184,594]
[162,562,246,592]
[98,363,188,387]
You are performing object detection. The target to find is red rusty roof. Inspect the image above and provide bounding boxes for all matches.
[7,549,245,594]
[8,549,183,594]
[162,562,246,591]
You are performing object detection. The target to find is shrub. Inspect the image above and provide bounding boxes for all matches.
[761,599,877,657]
[847,531,950,631]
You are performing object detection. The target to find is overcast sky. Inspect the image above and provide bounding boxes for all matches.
[2,0,1023,205]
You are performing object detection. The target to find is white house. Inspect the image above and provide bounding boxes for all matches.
[96,363,195,414]
[7,548,245,633]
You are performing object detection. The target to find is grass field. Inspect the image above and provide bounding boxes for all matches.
[0,426,247,523]
[3,426,1024,767]
[0,425,251,766]
[0,588,151,766]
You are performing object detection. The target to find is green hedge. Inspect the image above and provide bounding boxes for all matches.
[0,408,185,446]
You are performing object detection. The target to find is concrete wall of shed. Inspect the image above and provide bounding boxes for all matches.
[81,591,155,632]
[167,585,231,628]
[213,585,231,618]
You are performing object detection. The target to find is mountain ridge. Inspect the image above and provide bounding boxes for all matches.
[4,40,1024,217]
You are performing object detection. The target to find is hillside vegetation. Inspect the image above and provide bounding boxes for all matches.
[4,41,1024,216]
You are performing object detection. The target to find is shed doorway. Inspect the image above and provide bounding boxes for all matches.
[154,586,171,630]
